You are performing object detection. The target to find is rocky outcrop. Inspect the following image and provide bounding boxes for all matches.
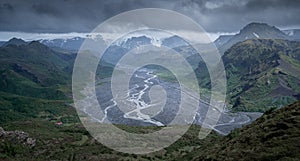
[0,127,36,147]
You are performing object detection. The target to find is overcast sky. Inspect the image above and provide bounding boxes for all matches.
[0,0,299,40]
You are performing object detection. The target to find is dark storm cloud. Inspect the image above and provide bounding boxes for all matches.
[178,0,300,32]
[0,0,299,33]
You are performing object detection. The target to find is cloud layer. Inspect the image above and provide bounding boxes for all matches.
[0,0,299,33]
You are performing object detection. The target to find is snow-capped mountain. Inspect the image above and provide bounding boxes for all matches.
[114,36,152,49]
[40,37,85,51]
[101,34,189,64]
[38,30,190,52]
[112,34,189,49]
[214,35,233,48]
[283,29,300,41]
[39,34,106,51]
[162,35,189,48]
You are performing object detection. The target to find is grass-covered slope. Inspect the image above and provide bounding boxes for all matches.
[186,100,300,161]
[0,39,116,124]
[223,39,300,112]
[0,41,71,86]
[0,101,299,160]
[0,117,220,161]
[0,38,299,160]
[0,69,66,100]
[0,41,76,124]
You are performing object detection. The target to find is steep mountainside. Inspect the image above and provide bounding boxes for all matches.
[224,39,300,112]
[196,39,300,112]
[0,40,76,123]
[0,38,114,124]
[0,41,71,87]
[185,100,300,161]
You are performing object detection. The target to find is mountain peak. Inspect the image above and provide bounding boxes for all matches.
[3,37,27,47]
[217,22,289,54]
[27,41,51,51]
[240,22,282,34]
[237,22,288,41]
[244,22,270,27]
[162,35,189,48]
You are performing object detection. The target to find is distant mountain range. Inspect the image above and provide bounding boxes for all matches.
[283,29,300,41]
[36,33,188,52]
[1,22,299,56]
[0,22,299,114]
[1,22,298,59]
[100,35,190,65]
[39,37,85,51]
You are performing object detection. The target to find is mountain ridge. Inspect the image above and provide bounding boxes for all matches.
[2,38,27,47]
[216,22,291,54]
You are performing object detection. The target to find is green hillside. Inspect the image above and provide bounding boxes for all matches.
[0,41,71,86]
[1,101,299,160]
[185,100,300,161]
[0,41,76,124]
[0,40,116,124]
[0,38,299,160]
[224,39,300,112]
